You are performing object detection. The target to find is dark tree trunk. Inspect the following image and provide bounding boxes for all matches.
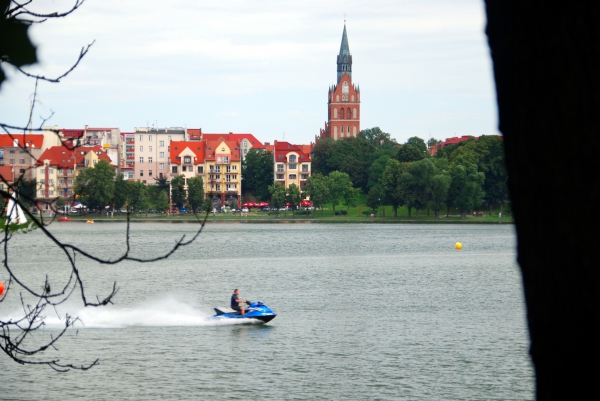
[485,2,600,399]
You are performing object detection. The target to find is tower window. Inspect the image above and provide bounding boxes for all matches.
[347,108,351,119]
[353,108,357,119]
[340,108,345,119]
[334,108,338,119]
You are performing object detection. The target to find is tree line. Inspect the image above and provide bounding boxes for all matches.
[242,127,507,217]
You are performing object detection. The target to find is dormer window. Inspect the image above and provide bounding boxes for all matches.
[221,147,225,152]
[184,156,191,164]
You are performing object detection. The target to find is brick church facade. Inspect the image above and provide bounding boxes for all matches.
[319,23,361,140]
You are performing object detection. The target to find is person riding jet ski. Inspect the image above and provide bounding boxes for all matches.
[231,288,250,315]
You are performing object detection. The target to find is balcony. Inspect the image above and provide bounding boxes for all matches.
[126,140,135,145]
[209,169,220,173]
[209,179,218,183]
[127,156,135,160]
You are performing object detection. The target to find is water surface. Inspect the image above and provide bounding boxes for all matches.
[1,223,533,400]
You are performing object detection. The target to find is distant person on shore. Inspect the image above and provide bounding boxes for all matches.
[231,288,250,315]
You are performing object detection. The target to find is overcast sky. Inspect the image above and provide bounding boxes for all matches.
[0,0,498,145]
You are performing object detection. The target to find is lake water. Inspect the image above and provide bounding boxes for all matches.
[1,223,533,400]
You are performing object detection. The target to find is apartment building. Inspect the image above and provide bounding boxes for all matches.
[204,138,242,207]
[271,140,313,191]
[0,134,44,181]
[120,132,135,179]
[34,146,111,214]
[134,127,186,184]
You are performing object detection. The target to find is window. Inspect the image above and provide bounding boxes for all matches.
[289,155,297,163]
[149,146,153,152]
[58,169,63,174]
[140,170,144,176]
[216,184,221,191]
[9,150,15,154]
[40,190,45,196]
[149,170,153,176]
[347,108,351,119]
[140,146,143,152]
[232,165,237,170]
[340,108,345,119]
[168,136,171,141]
[289,174,297,179]
[93,160,97,165]
[9,159,15,164]
[277,164,284,172]
[353,108,357,119]
[68,169,73,174]
[39,168,44,174]
[139,135,143,141]
[19,158,25,164]
[68,190,73,195]
[139,157,144,163]
[182,166,187,172]
[226,175,231,182]
[167,146,170,152]
[302,164,309,172]
[184,156,191,163]
[232,174,237,180]
[172,166,178,173]
[68,179,73,184]
[276,174,284,180]
[301,174,309,180]
[278,154,284,159]
[49,190,54,196]
[128,172,134,179]
[149,135,153,141]
[159,141,165,147]
[334,108,338,118]
[289,164,297,170]
[159,163,164,170]
[159,152,164,158]
[226,166,231,173]
[148,157,153,163]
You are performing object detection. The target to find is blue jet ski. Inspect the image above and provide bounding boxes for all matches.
[212,301,276,323]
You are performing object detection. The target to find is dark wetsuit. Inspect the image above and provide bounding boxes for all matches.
[231,294,241,311]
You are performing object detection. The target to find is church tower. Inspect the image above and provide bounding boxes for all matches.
[319,23,361,140]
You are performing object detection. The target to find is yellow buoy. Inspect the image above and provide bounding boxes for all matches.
[455,242,463,250]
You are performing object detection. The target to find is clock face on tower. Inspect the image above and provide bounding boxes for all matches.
[342,82,349,94]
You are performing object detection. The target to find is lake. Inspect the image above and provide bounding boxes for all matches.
[0,222,533,400]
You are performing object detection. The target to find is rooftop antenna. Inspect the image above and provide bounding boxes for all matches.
[344,13,347,23]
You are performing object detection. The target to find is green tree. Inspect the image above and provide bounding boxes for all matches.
[431,172,452,218]
[358,127,392,146]
[344,186,360,212]
[451,163,485,218]
[15,178,36,209]
[114,174,130,211]
[380,159,407,217]
[228,197,238,211]
[477,136,507,213]
[187,176,205,211]
[155,190,170,213]
[242,149,274,200]
[328,171,353,216]
[399,158,435,217]
[75,160,116,213]
[286,183,301,216]
[268,182,287,215]
[366,187,381,214]
[304,173,330,217]
[367,155,391,191]
[128,181,149,215]
[170,175,186,208]
[203,197,214,213]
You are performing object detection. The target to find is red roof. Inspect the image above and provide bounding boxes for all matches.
[204,140,241,162]
[187,129,202,140]
[0,165,15,182]
[35,145,112,169]
[201,133,265,149]
[170,141,205,164]
[59,129,84,139]
[273,141,312,162]
[0,133,44,148]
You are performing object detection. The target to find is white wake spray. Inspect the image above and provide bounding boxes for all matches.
[2,296,260,329]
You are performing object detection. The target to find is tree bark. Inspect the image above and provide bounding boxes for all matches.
[485,2,600,399]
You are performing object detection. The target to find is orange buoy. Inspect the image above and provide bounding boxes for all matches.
[455,242,463,250]
[0,281,5,296]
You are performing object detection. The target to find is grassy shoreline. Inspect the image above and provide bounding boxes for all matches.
[62,214,513,224]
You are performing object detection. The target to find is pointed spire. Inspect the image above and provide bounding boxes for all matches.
[337,23,352,84]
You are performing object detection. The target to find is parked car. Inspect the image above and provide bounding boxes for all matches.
[262,206,270,211]
[241,207,249,213]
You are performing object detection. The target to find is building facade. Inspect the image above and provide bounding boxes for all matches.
[271,140,312,191]
[0,134,44,181]
[204,138,242,207]
[319,23,361,140]
[134,127,186,184]
[34,145,112,214]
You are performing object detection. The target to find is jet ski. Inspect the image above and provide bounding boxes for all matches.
[212,301,276,323]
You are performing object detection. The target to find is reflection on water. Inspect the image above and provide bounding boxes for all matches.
[0,223,533,401]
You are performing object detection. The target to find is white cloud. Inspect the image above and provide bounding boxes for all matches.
[0,0,497,144]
